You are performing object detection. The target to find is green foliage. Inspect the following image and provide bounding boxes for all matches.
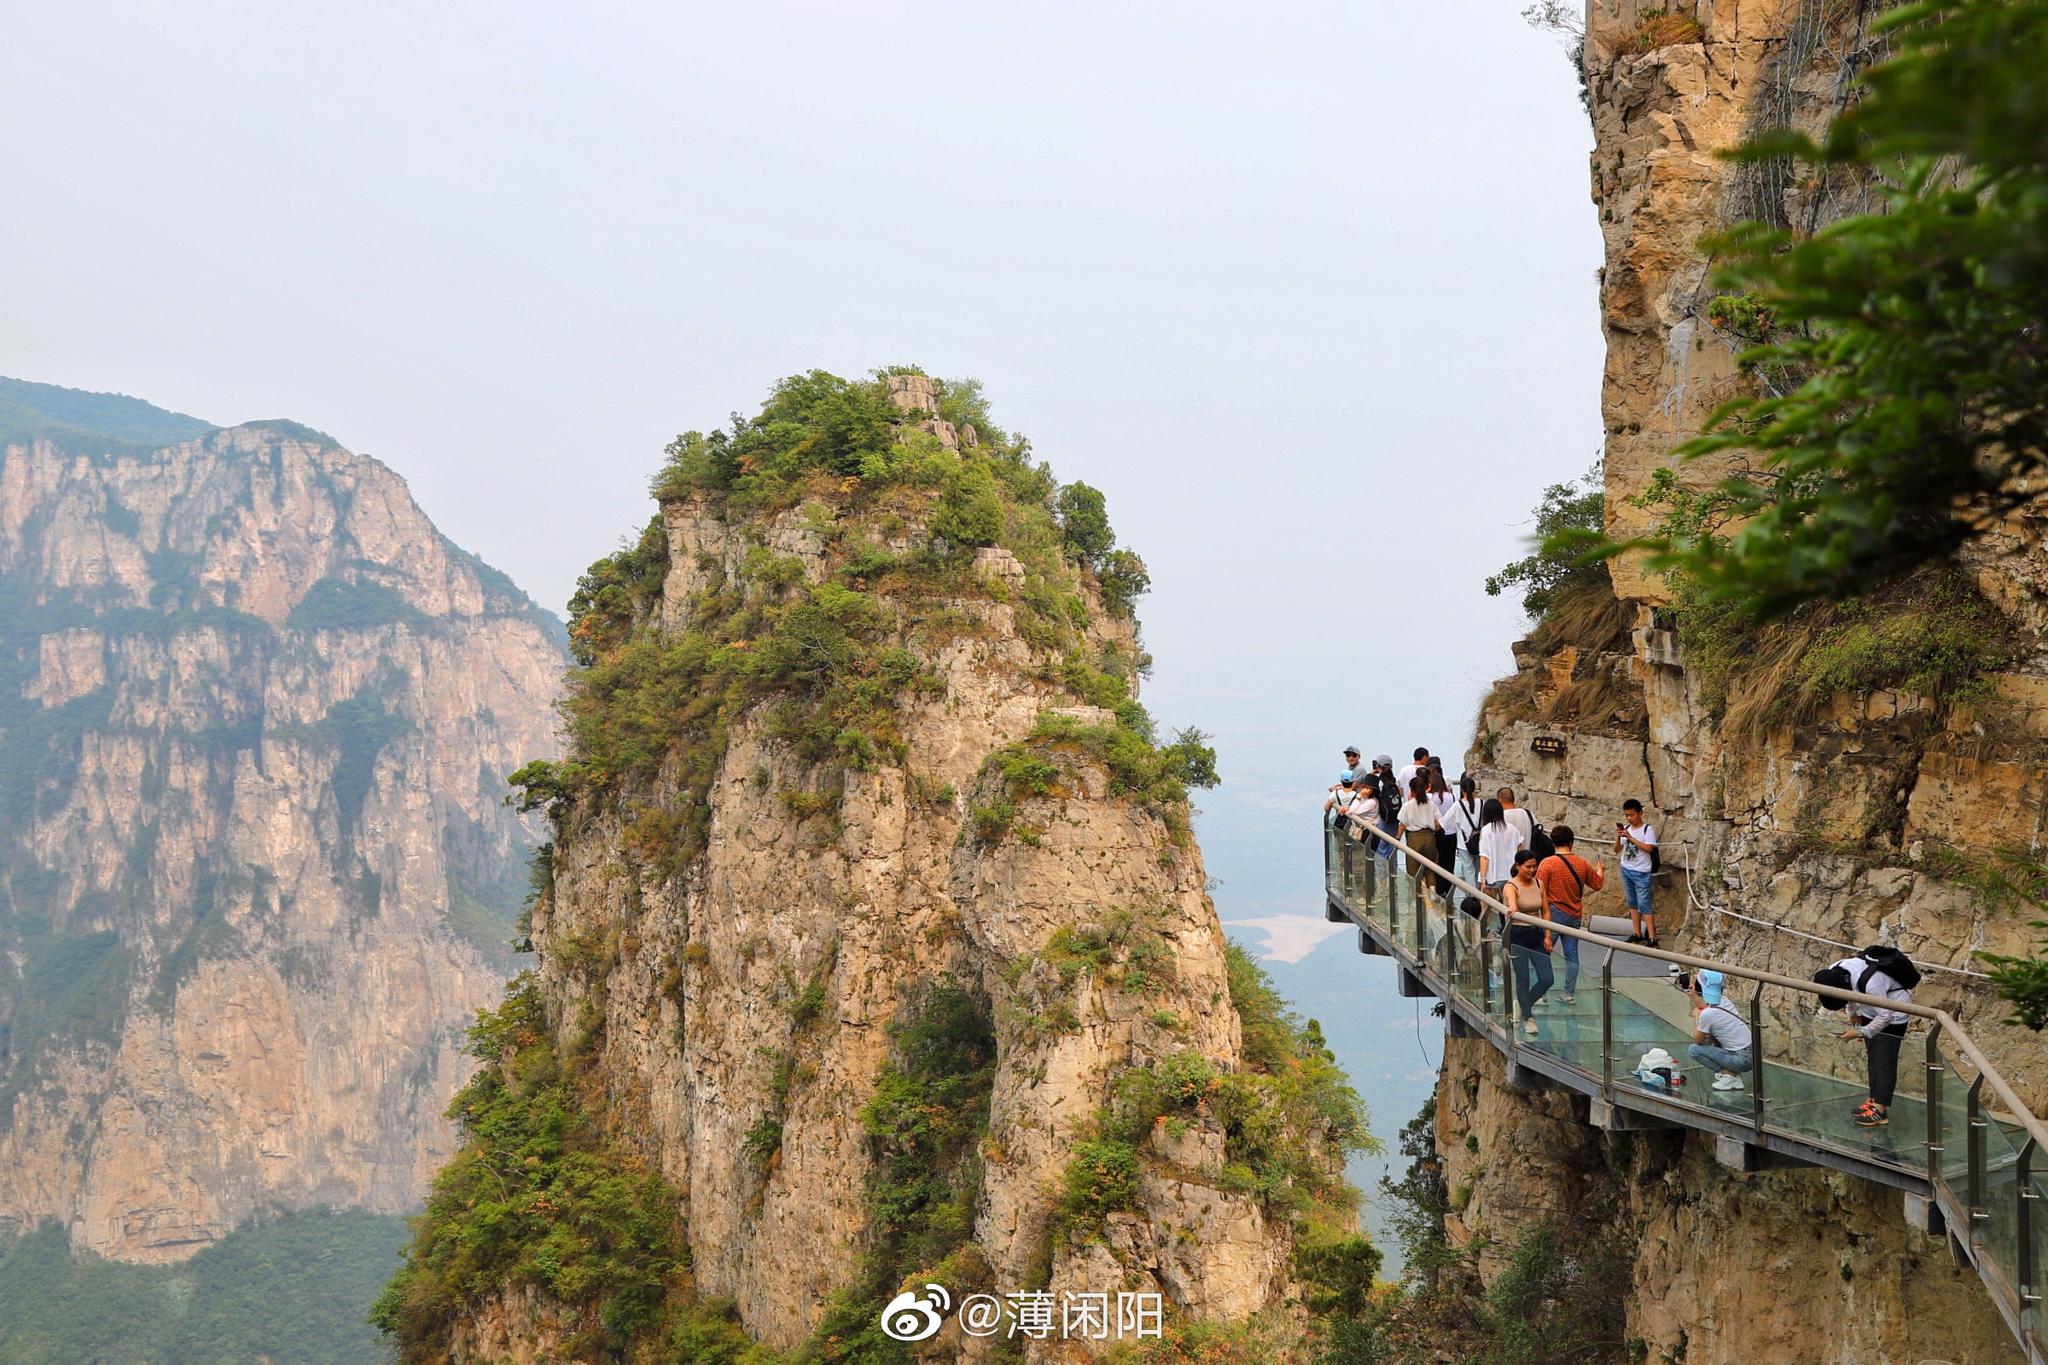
[968,800,1018,845]
[372,974,689,1360]
[286,578,431,634]
[1293,1222,1382,1321]
[1484,466,1606,617]
[1473,1224,1632,1365]
[1056,482,1116,565]
[522,368,1186,889]
[1215,946,1373,1211]
[743,1116,785,1170]
[1098,547,1151,619]
[1703,290,1776,342]
[1965,853,2048,1030]
[1616,7,1703,53]
[1042,907,1178,996]
[321,691,412,839]
[1985,932,2048,1031]
[564,515,670,668]
[932,460,1005,547]
[1054,1137,1142,1232]
[1052,946,1371,1253]
[1589,0,2048,618]
[808,982,998,1363]
[0,1209,408,1364]
[1001,711,1219,812]
[1667,564,2014,734]
[1379,1095,1454,1291]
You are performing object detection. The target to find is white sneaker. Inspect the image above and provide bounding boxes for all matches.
[1560,993,1576,1005]
[1712,1072,1744,1091]
[1524,1018,1539,1036]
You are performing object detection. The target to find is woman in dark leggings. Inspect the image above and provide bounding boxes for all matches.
[1502,850,1552,1036]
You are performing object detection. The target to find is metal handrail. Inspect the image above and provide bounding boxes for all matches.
[1328,813,2048,1157]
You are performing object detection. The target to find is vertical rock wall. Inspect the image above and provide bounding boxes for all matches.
[0,424,564,1261]
[1449,4,2046,1360]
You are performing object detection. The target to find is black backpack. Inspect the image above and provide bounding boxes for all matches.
[1859,944,1921,990]
[1812,947,1920,1009]
[1376,773,1403,819]
[1524,814,1555,862]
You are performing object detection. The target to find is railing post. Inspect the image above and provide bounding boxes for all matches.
[2018,1137,2040,1317]
[1600,950,1613,1096]
[1750,986,1766,1138]
[1969,1074,1989,1247]
[1926,1024,1945,1187]
[1411,850,1425,960]
[1480,931,1495,1017]
[1445,890,1458,978]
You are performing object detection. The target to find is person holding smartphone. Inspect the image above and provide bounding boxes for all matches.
[1616,799,1659,947]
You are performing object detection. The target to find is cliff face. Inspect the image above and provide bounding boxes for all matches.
[398,373,1361,1362]
[0,395,564,1262]
[1450,4,2046,1361]
[537,510,1283,1347]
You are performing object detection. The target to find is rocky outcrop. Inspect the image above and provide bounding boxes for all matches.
[1451,4,2046,1361]
[521,485,1311,1356]
[414,379,1356,1360]
[0,406,563,1262]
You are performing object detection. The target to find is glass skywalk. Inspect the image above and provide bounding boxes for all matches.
[1322,817,2045,1364]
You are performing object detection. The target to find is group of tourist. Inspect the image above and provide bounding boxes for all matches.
[1323,742,1915,1129]
[1321,743,1658,946]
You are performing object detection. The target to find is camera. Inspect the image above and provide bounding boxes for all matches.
[1666,965,1693,992]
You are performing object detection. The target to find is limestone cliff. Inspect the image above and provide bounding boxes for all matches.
[1446,4,2046,1361]
[0,379,564,1261]
[382,372,1364,1363]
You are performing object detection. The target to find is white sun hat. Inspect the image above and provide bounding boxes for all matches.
[1639,1047,1678,1071]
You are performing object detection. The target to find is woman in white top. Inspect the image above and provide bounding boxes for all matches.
[1439,774,1484,891]
[1425,769,1458,898]
[1397,774,1441,911]
[1475,796,1526,892]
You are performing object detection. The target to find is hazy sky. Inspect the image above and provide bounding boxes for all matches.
[4,0,1601,1121]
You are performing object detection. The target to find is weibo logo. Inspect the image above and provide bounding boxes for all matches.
[878,1283,952,1342]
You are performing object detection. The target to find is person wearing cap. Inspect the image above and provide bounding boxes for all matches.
[1340,745,1362,781]
[1686,969,1753,1091]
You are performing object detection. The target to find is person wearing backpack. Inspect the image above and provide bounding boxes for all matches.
[1616,798,1661,947]
[1813,946,1919,1128]
[1535,826,1605,1005]
[1475,797,1525,892]
[1371,757,1402,870]
[1685,969,1753,1091]
[1441,774,1484,890]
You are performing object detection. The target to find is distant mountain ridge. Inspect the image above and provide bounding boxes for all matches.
[0,379,567,1310]
[0,375,220,454]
